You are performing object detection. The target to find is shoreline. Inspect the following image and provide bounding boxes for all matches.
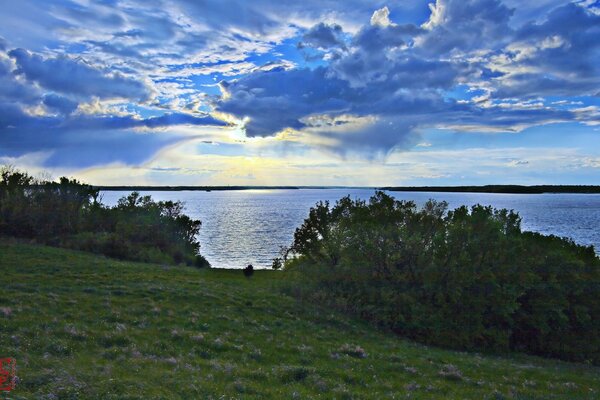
[95,185,600,194]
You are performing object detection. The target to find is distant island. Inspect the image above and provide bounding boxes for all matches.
[94,185,600,194]
[380,185,600,194]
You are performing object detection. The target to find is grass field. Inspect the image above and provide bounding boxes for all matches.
[1,242,599,399]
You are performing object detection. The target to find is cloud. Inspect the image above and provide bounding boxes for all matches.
[370,6,393,27]
[42,94,78,115]
[1,97,227,133]
[507,159,529,167]
[0,32,229,169]
[489,3,600,98]
[419,0,514,54]
[303,115,422,158]
[0,52,41,106]
[299,22,346,50]
[216,11,471,144]
[42,132,180,168]
[0,111,226,168]
[53,1,126,30]
[63,112,228,131]
[214,63,463,154]
[0,0,599,181]
[0,92,228,167]
[8,48,152,101]
[218,67,350,138]
[213,0,600,158]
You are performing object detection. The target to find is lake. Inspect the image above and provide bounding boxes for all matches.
[100,189,600,268]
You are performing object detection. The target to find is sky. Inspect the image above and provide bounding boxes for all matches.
[0,0,599,186]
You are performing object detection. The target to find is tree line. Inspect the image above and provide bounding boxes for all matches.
[283,191,600,364]
[381,185,600,194]
[0,166,209,267]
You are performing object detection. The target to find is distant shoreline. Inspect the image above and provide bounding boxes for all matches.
[380,185,600,194]
[96,186,303,191]
[95,185,600,194]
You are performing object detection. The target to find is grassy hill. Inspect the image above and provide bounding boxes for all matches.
[1,243,599,399]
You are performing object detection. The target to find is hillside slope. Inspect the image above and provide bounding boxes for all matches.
[1,243,599,399]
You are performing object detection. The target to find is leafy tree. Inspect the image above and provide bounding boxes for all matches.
[285,191,600,364]
[0,166,209,268]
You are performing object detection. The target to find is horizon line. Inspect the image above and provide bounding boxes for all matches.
[94,184,600,194]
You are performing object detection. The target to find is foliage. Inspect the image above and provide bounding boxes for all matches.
[285,191,600,364]
[2,242,599,399]
[244,264,254,277]
[0,165,209,267]
[271,257,283,270]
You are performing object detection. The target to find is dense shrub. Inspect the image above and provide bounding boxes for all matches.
[1,168,98,240]
[0,166,209,267]
[285,191,600,364]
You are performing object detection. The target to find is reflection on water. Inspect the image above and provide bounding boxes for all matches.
[101,189,600,268]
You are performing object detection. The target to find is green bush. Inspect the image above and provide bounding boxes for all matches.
[285,191,600,364]
[0,166,209,267]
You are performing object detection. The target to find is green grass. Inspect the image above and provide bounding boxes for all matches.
[1,243,599,399]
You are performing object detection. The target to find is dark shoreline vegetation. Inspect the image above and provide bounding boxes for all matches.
[282,192,600,365]
[0,166,209,267]
[381,185,600,194]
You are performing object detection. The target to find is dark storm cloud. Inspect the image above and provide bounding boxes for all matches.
[217,62,576,154]
[0,33,227,168]
[0,62,40,106]
[8,48,152,101]
[38,129,180,168]
[0,107,227,167]
[491,2,600,98]
[214,3,468,149]
[0,102,34,131]
[63,113,228,131]
[314,117,422,158]
[219,67,350,137]
[0,99,226,133]
[299,23,346,50]
[42,94,79,115]
[1,124,181,168]
[216,11,474,140]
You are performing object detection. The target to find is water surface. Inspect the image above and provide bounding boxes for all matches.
[101,189,600,268]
